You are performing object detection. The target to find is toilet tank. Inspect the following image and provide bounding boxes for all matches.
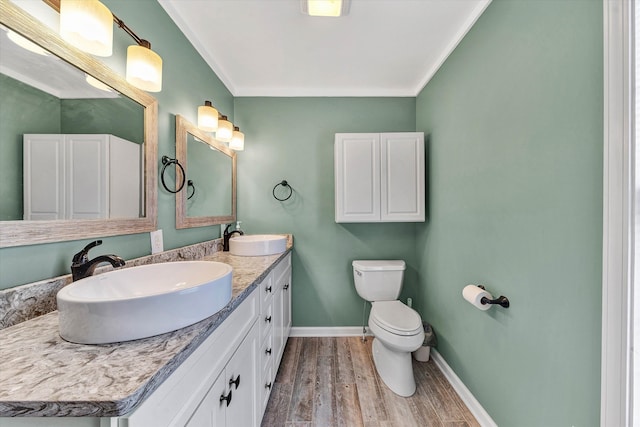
[352,260,405,302]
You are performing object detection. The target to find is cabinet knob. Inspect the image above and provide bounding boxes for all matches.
[229,375,240,389]
[265,382,272,390]
[266,285,272,293]
[265,347,272,355]
[283,283,289,290]
[265,315,272,323]
[220,389,232,407]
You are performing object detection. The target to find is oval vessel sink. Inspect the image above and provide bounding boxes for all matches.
[57,261,233,344]
[229,234,287,256]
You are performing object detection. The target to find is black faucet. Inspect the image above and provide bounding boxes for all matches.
[223,223,244,251]
[71,240,126,281]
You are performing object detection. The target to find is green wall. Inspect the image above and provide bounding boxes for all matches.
[0,74,61,221]
[234,98,420,326]
[0,0,233,288]
[415,0,603,425]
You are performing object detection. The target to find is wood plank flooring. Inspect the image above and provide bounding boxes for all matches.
[262,337,480,427]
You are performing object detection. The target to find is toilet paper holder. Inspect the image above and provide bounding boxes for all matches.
[476,285,510,308]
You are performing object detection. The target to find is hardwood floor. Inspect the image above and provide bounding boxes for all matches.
[261,337,480,427]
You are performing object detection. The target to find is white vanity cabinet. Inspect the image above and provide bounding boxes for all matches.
[334,132,425,223]
[23,134,141,220]
[258,252,292,418]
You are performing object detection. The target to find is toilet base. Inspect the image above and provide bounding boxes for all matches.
[371,337,416,397]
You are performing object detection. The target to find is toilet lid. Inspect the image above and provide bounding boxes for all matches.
[371,301,422,336]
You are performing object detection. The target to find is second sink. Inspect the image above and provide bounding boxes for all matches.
[229,234,287,256]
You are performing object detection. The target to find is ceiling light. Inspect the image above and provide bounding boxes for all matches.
[7,30,49,56]
[302,0,350,17]
[230,127,245,151]
[126,40,163,92]
[216,115,233,143]
[59,0,113,57]
[198,100,219,132]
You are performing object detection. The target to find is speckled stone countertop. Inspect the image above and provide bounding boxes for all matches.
[0,248,291,418]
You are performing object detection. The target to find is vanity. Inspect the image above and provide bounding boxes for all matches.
[0,248,292,426]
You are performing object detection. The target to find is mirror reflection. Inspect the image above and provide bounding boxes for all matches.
[176,115,236,229]
[0,24,144,221]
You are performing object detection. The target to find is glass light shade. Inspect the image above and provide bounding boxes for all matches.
[126,44,163,92]
[60,0,113,57]
[7,31,49,56]
[198,101,219,132]
[216,116,233,143]
[230,127,245,151]
[85,74,112,92]
[306,0,343,17]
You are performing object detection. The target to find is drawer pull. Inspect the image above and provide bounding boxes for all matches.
[220,389,232,407]
[229,375,240,389]
[265,382,272,390]
[265,347,272,355]
[266,285,272,293]
[265,315,272,323]
[283,283,289,290]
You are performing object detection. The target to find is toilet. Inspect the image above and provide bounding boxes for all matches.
[352,260,423,397]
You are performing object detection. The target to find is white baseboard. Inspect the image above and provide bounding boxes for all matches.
[431,349,497,427]
[290,326,372,337]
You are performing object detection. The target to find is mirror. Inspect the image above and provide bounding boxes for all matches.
[175,115,236,229]
[0,2,158,247]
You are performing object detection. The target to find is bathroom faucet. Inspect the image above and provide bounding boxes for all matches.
[223,222,244,251]
[71,240,125,281]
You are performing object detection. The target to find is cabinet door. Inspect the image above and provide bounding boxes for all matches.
[334,133,380,222]
[23,134,66,220]
[108,135,141,218]
[380,133,425,222]
[282,266,292,347]
[225,323,259,427]
[66,134,109,219]
[185,371,227,427]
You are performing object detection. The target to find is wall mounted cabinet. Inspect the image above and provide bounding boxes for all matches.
[23,134,141,220]
[334,132,425,223]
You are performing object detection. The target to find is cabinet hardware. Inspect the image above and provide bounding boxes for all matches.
[265,382,272,390]
[229,375,240,389]
[220,389,232,407]
[283,283,289,290]
[265,315,272,323]
[265,348,272,355]
[266,285,272,293]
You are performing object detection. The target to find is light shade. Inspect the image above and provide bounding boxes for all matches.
[198,101,219,132]
[302,0,349,17]
[230,127,245,151]
[216,115,233,143]
[85,74,112,92]
[60,0,113,57]
[126,42,163,92]
[7,31,49,56]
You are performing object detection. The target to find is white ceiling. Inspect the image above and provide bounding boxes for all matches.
[158,0,491,97]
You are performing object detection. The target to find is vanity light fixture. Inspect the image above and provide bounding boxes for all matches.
[229,127,245,151]
[301,0,350,17]
[6,30,49,56]
[49,0,163,92]
[85,74,113,92]
[198,100,219,132]
[59,0,113,57]
[216,115,234,143]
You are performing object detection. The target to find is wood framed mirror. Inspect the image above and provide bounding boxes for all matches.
[0,1,158,247]
[175,115,236,229]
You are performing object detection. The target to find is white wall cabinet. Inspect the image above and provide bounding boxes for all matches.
[23,134,141,220]
[334,132,425,223]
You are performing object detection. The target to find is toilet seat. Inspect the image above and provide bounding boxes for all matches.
[371,301,422,336]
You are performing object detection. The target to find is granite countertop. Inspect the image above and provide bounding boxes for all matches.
[0,248,291,418]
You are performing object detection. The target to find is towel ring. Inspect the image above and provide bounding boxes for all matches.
[187,180,195,200]
[160,155,186,194]
[273,180,293,201]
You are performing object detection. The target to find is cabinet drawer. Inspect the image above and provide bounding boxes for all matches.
[260,366,274,414]
[260,300,274,343]
[260,275,274,309]
[261,334,274,374]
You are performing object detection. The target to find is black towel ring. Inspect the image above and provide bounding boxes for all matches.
[187,180,195,200]
[160,155,186,194]
[273,180,293,201]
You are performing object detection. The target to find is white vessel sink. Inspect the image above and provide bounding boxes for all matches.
[229,234,287,256]
[57,261,233,344]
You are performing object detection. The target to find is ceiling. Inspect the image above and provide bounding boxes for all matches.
[158,0,491,97]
